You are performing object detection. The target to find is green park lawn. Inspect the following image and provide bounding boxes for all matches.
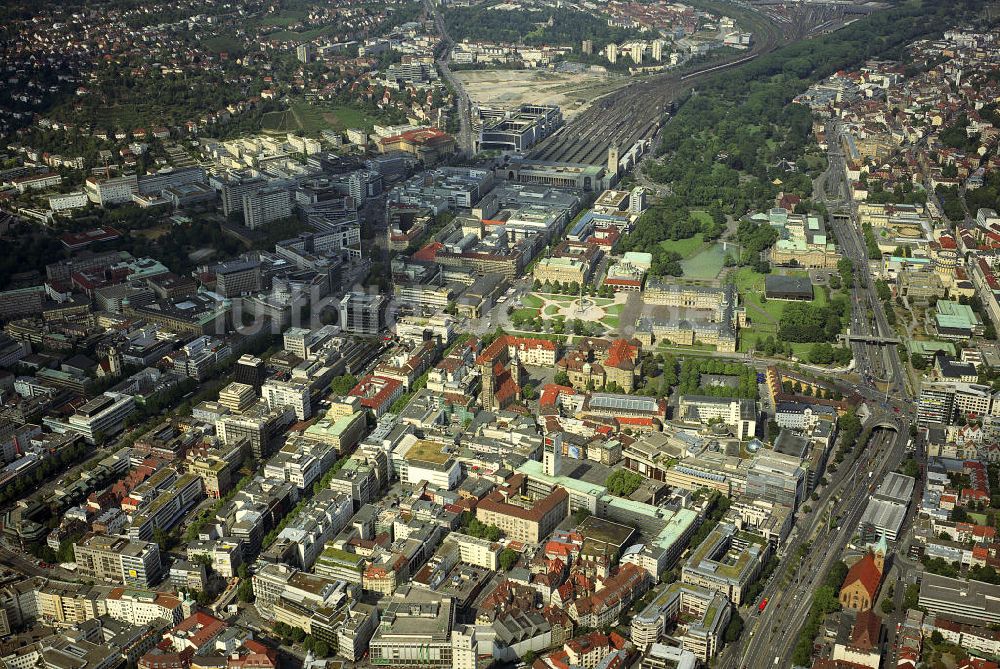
[261,101,384,135]
[521,294,544,309]
[659,233,710,259]
[732,267,833,358]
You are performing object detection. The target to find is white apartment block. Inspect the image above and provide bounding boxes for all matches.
[48,191,89,212]
[105,590,184,627]
[449,534,501,571]
[14,173,62,193]
[85,174,138,206]
[262,379,312,420]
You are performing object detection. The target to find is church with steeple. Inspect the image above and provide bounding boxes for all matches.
[838,532,888,611]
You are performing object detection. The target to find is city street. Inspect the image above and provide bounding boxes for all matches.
[720,121,916,667]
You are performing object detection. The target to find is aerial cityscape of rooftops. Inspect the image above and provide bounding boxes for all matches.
[4,0,1000,667]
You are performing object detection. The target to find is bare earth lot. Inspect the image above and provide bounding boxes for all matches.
[454,69,631,120]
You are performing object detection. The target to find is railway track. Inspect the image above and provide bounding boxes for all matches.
[528,2,868,167]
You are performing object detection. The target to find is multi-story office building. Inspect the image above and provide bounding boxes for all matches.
[631,583,731,662]
[393,436,463,490]
[475,474,568,543]
[476,104,563,153]
[170,336,231,381]
[296,43,316,63]
[327,455,382,509]
[58,392,136,444]
[73,534,163,588]
[105,589,184,627]
[218,382,258,413]
[186,540,244,579]
[856,472,914,542]
[251,562,348,618]
[48,190,89,212]
[339,292,386,335]
[680,523,766,606]
[211,172,267,217]
[31,581,104,625]
[281,491,354,569]
[127,473,205,541]
[264,434,337,492]
[394,314,453,347]
[745,454,806,510]
[447,534,502,571]
[919,573,1000,626]
[216,401,293,459]
[918,384,957,425]
[13,172,62,193]
[336,604,379,662]
[187,441,246,498]
[315,545,366,585]
[261,379,312,421]
[127,293,230,336]
[774,401,837,432]
[0,286,46,321]
[677,395,758,440]
[233,354,267,391]
[282,325,339,359]
[243,187,292,229]
[369,587,456,668]
[137,167,207,196]
[214,260,263,297]
[918,382,996,425]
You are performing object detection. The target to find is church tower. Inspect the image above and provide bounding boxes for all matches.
[871,531,888,573]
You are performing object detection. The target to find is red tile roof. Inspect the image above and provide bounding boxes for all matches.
[604,339,638,370]
[412,241,442,262]
[540,383,576,408]
[850,610,881,651]
[841,553,882,602]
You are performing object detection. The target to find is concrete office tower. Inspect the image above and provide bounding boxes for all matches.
[233,354,267,391]
[630,186,647,215]
[543,433,562,477]
[243,187,292,230]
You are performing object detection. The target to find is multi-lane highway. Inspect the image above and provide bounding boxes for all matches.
[726,425,905,669]
[714,114,918,668]
[720,117,916,667]
[425,0,474,154]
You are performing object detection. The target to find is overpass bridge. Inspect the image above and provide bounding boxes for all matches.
[839,333,901,345]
